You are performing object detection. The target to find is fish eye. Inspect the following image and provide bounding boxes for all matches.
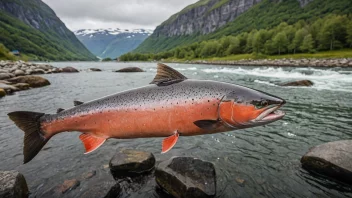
[252,100,269,109]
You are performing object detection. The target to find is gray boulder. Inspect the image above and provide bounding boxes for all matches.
[301,140,352,184]
[280,80,314,87]
[61,66,79,73]
[0,73,14,80]
[14,70,25,76]
[0,83,19,93]
[0,171,29,198]
[89,68,102,72]
[155,157,216,198]
[7,76,50,88]
[109,150,155,179]
[114,67,144,72]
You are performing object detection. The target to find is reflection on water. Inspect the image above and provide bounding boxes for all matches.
[0,62,351,197]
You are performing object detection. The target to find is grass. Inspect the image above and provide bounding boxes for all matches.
[164,49,352,62]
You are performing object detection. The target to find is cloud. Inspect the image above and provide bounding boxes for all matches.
[42,0,198,30]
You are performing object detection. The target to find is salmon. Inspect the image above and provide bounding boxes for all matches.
[8,63,286,164]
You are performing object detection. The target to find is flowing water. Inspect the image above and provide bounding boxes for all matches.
[0,62,352,197]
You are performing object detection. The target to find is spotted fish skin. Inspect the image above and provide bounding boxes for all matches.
[40,80,243,139]
[8,63,286,164]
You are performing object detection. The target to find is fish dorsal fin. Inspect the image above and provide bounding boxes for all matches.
[150,63,187,86]
[74,100,84,106]
[79,133,106,154]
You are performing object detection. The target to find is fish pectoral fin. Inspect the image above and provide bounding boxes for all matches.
[150,63,187,86]
[79,133,106,154]
[161,132,179,154]
[194,120,221,130]
[74,100,84,106]
[56,108,65,113]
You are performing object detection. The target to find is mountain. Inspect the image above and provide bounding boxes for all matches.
[74,28,153,59]
[0,0,96,61]
[134,0,352,53]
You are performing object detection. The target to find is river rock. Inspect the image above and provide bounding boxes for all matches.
[0,83,19,93]
[280,80,314,87]
[12,83,30,90]
[14,70,25,76]
[114,67,144,72]
[0,171,29,198]
[61,66,79,73]
[51,68,61,73]
[7,76,50,88]
[59,179,80,194]
[30,69,45,74]
[301,140,352,184]
[155,157,216,198]
[89,68,102,72]
[109,150,155,179]
[0,73,14,80]
[0,89,5,97]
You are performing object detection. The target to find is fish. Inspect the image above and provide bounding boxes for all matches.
[8,63,286,164]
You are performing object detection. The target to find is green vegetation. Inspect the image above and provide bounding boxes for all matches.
[121,15,352,61]
[135,0,352,53]
[102,57,112,61]
[0,43,16,60]
[0,11,96,61]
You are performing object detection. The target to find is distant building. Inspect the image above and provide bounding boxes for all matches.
[11,50,20,56]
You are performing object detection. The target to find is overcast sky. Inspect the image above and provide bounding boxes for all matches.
[42,0,198,31]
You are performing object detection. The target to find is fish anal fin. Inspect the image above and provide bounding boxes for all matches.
[79,133,106,154]
[150,63,187,86]
[74,100,84,106]
[161,132,179,154]
[194,120,221,130]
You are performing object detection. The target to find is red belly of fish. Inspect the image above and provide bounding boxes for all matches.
[42,98,220,139]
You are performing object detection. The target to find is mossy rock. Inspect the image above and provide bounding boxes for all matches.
[0,88,6,97]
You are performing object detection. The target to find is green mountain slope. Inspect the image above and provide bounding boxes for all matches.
[134,0,352,54]
[0,0,96,61]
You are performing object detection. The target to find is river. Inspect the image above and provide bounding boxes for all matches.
[0,62,351,197]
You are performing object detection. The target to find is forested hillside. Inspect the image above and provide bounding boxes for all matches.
[133,0,352,54]
[0,0,96,61]
[121,15,352,61]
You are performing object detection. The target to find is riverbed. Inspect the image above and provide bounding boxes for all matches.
[0,62,351,197]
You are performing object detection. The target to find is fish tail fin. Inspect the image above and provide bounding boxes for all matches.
[8,111,49,164]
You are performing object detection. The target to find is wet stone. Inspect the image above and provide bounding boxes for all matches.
[114,67,144,72]
[7,76,50,88]
[80,170,96,180]
[0,171,29,198]
[61,66,79,73]
[280,80,314,87]
[155,157,216,198]
[59,179,80,194]
[301,140,352,184]
[89,68,102,72]
[0,88,6,97]
[109,149,155,179]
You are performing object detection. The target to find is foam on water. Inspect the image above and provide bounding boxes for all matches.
[203,67,352,93]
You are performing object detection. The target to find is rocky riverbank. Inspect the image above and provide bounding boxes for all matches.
[0,61,83,98]
[181,58,352,67]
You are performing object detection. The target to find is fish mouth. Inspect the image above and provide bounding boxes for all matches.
[255,104,285,123]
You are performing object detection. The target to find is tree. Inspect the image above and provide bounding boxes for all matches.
[252,30,267,54]
[291,29,306,53]
[272,32,288,55]
[346,21,352,48]
[318,15,347,50]
[300,34,314,53]
[226,37,240,55]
